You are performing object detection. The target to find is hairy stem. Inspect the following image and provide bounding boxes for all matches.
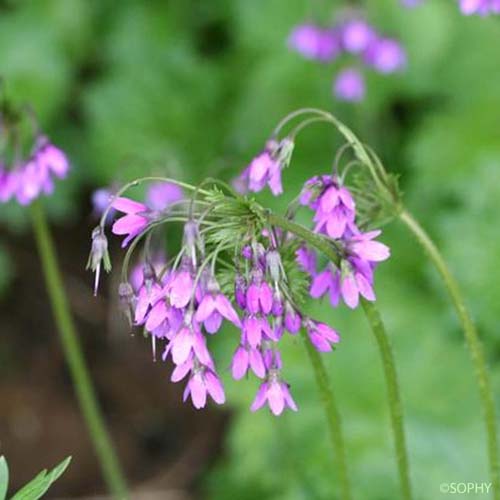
[268,212,412,499]
[361,299,413,500]
[301,330,352,500]
[30,201,128,499]
[400,209,499,499]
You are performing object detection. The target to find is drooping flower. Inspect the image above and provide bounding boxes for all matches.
[111,197,150,247]
[195,275,241,333]
[231,344,266,379]
[340,19,376,54]
[92,188,115,220]
[234,138,294,196]
[288,24,340,62]
[146,181,183,211]
[251,372,298,416]
[310,265,341,307]
[301,174,356,239]
[172,355,226,409]
[305,319,340,352]
[334,68,366,102]
[364,38,406,74]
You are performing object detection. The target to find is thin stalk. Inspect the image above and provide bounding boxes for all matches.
[400,209,499,499]
[361,299,413,500]
[268,213,412,499]
[301,330,352,500]
[30,200,128,499]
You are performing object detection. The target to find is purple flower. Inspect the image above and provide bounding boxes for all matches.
[347,230,391,262]
[173,358,225,409]
[167,269,194,309]
[35,139,69,179]
[111,197,149,247]
[296,246,317,275]
[288,24,340,62]
[246,270,273,315]
[194,276,241,333]
[334,68,366,102]
[305,319,340,352]
[243,315,276,348]
[284,303,301,333]
[234,274,247,309]
[92,188,114,217]
[364,38,406,74]
[167,321,212,366]
[302,175,356,239]
[341,20,376,54]
[0,166,18,202]
[129,254,168,292]
[310,265,341,307]
[15,160,51,205]
[250,373,298,416]
[146,181,183,211]
[231,345,266,379]
[459,0,486,13]
[248,150,282,195]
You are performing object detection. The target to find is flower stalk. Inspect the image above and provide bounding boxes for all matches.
[399,209,499,499]
[30,200,128,499]
[301,329,352,500]
[269,212,412,500]
[361,299,413,500]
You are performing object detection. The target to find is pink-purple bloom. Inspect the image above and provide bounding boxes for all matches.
[340,19,376,54]
[459,0,500,14]
[288,24,340,62]
[305,320,340,352]
[251,373,298,416]
[364,38,406,74]
[111,197,150,247]
[0,137,69,206]
[95,124,391,414]
[146,181,183,211]
[288,16,407,103]
[334,68,366,102]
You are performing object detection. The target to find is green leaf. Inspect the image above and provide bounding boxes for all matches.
[11,456,71,500]
[0,456,9,500]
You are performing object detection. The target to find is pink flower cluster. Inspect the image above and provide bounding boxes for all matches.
[288,17,406,102]
[0,137,69,205]
[118,215,341,415]
[300,175,390,309]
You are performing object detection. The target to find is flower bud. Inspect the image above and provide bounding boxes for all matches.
[266,249,282,283]
[119,282,135,326]
[86,226,111,295]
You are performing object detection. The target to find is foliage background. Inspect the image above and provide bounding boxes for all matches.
[1,0,499,498]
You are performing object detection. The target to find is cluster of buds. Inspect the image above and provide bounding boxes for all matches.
[288,12,406,102]
[88,110,392,416]
[0,103,69,205]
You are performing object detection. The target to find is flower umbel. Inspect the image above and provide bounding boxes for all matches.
[90,109,392,415]
[0,102,70,205]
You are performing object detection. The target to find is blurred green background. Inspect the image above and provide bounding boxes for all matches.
[1,0,500,498]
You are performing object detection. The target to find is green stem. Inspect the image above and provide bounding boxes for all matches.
[400,209,499,499]
[30,201,128,499]
[361,300,413,500]
[268,212,412,499]
[265,214,351,497]
[301,330,352,500]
